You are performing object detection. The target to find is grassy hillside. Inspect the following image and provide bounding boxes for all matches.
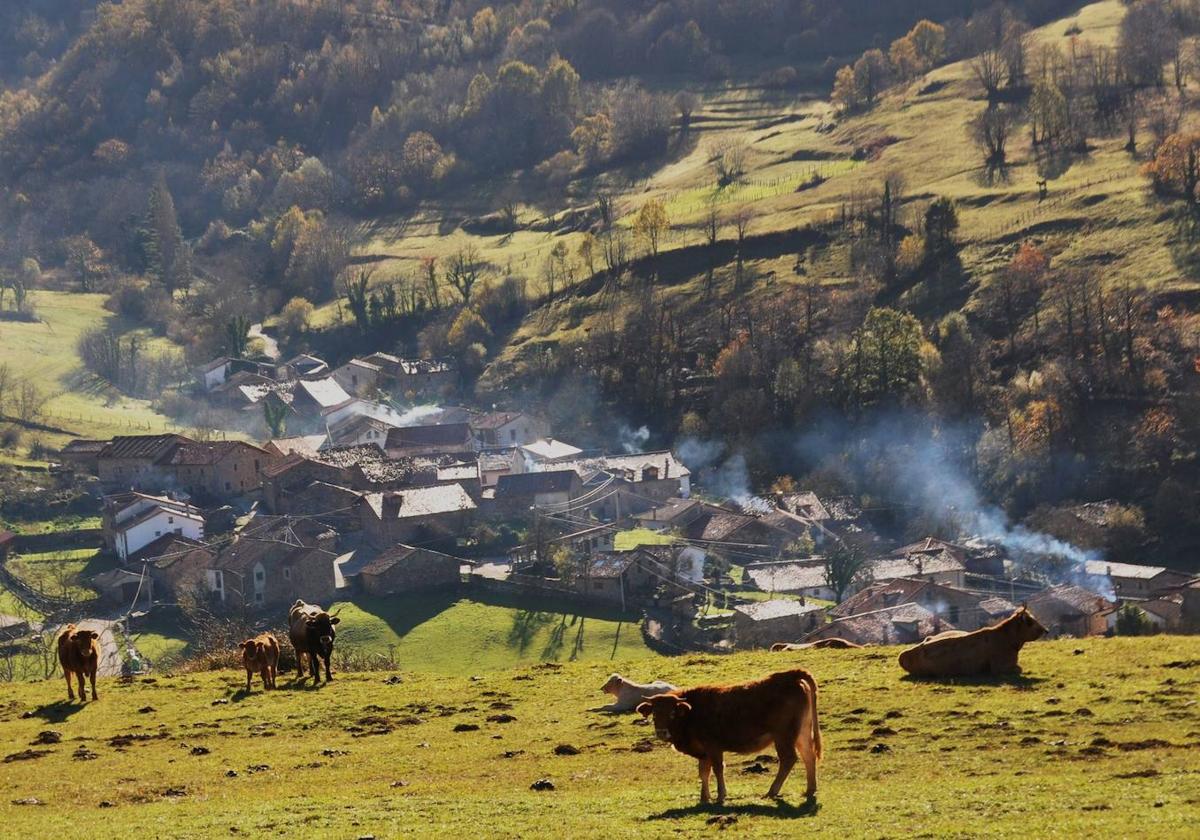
[125,592,659,676]
[1,636,1196,838]
[0,290,179,446]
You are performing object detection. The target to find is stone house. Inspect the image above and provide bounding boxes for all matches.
[831,579,1013,632]
[332,358,383,398]
[355,544,463,596]
[59,438,106,473]
[479,449,523,488]
[559,451,691,519]
[733,600,825,648]
[261,445,437,513]
[205,517,338,609]
[574,551,659,608]
[1027,584,1114,637]
[471,411,549,449]
[743,560,838,602]
[493,470,582,514]
[1081,560,1192,600]
[161,440,274,500]
[96,434,195,491]
[808,602,952,646]
[869,550,967,590]
[126,533,215,601]
[359,484,477,548]
[633,498,705,532]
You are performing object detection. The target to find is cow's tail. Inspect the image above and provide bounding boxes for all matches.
[794,670,822,761]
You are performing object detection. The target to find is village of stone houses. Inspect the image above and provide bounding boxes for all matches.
[2,344,1197,683]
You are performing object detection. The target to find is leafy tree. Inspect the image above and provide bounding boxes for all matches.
[923,198,959,257]
[853,49,890,105]
[852,307,927,406]
[279,296,314,340]
[1143,131,1200,202]
[263,399,288,438]
[343,269,372,332]
[1114,604,1152,636]
[63,236,105,292]
[633,199,669,258]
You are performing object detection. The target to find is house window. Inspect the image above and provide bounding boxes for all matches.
[254,460,260,472]
[225,482,231,491]
[154,530,161,537]
[510,430,517,442]
[175,527,182,535]
[168,516,175,524]
[351,374,358,387]
[255,569,265,582]
[254,592,264,604]
[283,568,291,580]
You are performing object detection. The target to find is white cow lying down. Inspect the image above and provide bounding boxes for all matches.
[598,673,678,713]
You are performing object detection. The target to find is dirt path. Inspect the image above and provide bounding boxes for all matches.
[69,618,123,677]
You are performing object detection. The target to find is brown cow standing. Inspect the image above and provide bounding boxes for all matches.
[288,600,340,682]
[239,632,280,692]
[56,624,100,702]
[898,607,1046,677]
[637,669,822,804]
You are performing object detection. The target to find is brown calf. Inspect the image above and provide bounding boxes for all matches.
[898,607,1046,677]
[239,632,280,692]
[637,668,822,804]
[56,624,100,702]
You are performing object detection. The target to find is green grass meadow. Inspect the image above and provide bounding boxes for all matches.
[0,636,1196,838]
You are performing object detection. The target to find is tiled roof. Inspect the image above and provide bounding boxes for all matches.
[685,512,755,542]
[162,440,266,466]
[1029,584,1113,615]
[584,552,636,579]
[471,411,527,430]
[296,377,353,410]
[99,434,192,460]
[744,561,829,593]
[558,450,690,482]
[870,552,965,581]
[265,435,328,458]
[520,438,582,461]
[128,533,212,568]
[61,439,107,454]
[779,492,830,521]
[362,484,477,519]
[734,599,824,621]
[1083,559,1171,580]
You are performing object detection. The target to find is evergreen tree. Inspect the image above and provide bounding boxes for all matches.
[145,171,191,295]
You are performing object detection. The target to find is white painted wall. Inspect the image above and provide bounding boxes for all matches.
[117,508,204,560]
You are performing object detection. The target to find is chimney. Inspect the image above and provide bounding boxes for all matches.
[382,492,403,518]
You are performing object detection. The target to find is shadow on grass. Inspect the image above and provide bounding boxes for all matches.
[899,672,1047,688]
[23,700,90,722]
[279,677,327,692]
[648,796,819,821]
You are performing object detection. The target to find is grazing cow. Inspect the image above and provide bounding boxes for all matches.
[599,674,678,713]
[288,600,340,682]
[239,632,280,692]
[57,624,100,702]
[898,607,1046,677]
[771,638,864,652]
[637,669,822,804]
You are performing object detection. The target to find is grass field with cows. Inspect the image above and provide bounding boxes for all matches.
[1,635,1197,838]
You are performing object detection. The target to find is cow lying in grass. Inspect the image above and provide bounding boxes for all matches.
[288,600,340,683]
[898,606,1046,677]
[598,674,677,712]
[57,624,100,702]
[637,669,822,804]
[771,638,864,652]
[240,632,280,692]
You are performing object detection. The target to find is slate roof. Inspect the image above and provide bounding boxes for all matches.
[386,423,473,449]
[471,411,529,430]
[870,552,965,581]
[61,439,107,454]
[685,512,756,542]
[779,491,830,521]
[494,470,578,498]
[265,435,328,458]
[128,533,213,569]
[1028,584,1113,615]
[583,552,637,579]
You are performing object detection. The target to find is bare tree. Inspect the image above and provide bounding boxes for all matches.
[971,47,1006,99]
[447,245,482,304]
[971,105,1020,170]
